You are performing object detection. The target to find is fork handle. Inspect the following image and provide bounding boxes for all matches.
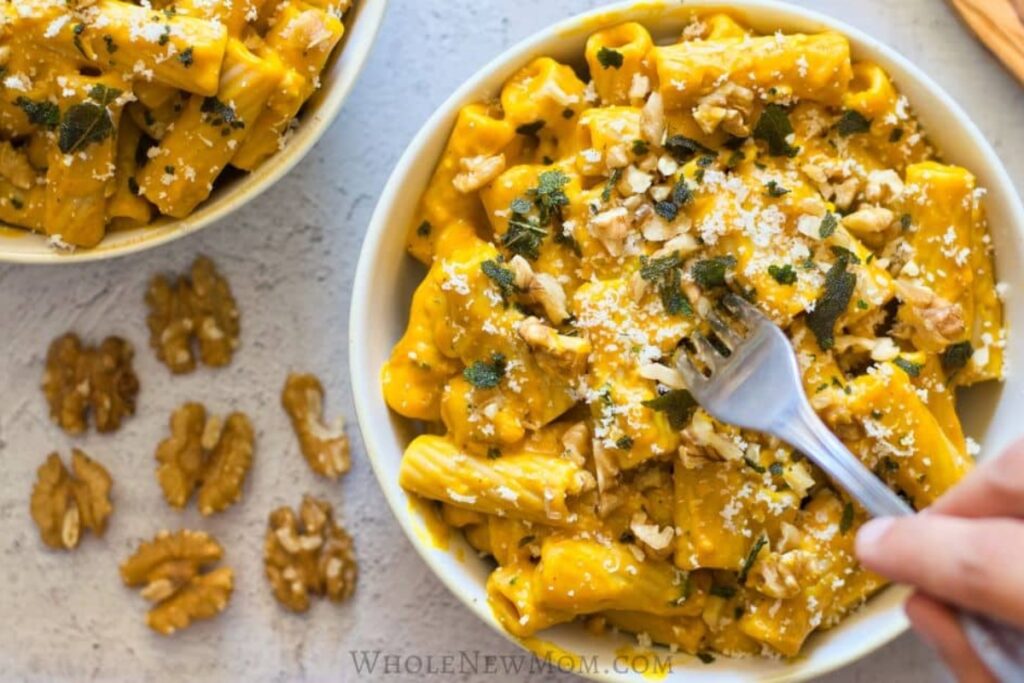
[781,400,1024,680]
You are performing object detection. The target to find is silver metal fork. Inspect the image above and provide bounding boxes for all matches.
[674,293,1024,680]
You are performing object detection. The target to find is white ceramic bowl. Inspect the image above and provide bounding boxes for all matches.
[0,0,388,264]
[350,2,1024,680]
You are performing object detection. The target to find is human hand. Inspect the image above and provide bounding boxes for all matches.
[855,442,1024,683]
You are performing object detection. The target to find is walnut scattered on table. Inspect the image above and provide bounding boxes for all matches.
[264,495,357,613]
[30,449,113,550]
[120,529,234,635]
[155,402,254,515]
[146,255,240,374]
[281,373,351,479]
[42,333,140,434]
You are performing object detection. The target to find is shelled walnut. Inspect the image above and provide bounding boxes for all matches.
[30,449,113,550]
[281,373,351,479]
[264,495,357,612]
[155,402,254,515]
[120,530,234,635]
[146,255,240,374]
[42,333,139,434]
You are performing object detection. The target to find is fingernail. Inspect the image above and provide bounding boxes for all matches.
[856,517,895,559]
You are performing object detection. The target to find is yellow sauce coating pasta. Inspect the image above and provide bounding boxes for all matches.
[382,13,1006,659]
[0,0,350,247]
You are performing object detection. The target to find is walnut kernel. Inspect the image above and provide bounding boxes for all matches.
[264,495,357,612]
[281,373,350,479]
[155,402,254,515]
[42,333,139,434]
[120,529,234,635]
[146,255,240,374]
[30,449,113,550]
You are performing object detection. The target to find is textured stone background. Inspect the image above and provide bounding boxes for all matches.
[1,0,1022,681]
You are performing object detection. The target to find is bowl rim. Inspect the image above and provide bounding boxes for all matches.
[1,0,389,266]
[350,1,1024,680]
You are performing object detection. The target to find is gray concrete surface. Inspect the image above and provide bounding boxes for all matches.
[1,0,1022,681]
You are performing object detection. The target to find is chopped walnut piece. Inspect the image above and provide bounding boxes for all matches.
[517,317,591,370]
[452,154,506,193]
[265,495,358,613]
[749,549,825,599]
[893,279,966,347]
[801,160,861,210]
[842,205,896,236]
[30,449,112,550]
[155,403,254,515]
[693,82,755,137]
[146,255,240,374]
[281,373,351,479]
[640,92,666,146]
[508,255,570,324]
[120,530,234,635]
[42,333,139,435]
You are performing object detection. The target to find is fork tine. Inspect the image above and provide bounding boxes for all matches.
[693,333,724,371]
[721,293,764,328]
[707,309,744,351]
[673,348,705,388]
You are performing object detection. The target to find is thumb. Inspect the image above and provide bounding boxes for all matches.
[855,514,1024,629]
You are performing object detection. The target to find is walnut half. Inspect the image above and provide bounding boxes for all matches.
[146,255,240,374]
[30,449,113,550]
[264,495,357,613]
[42,333,139,434]
[281,373,350,479]
[120,529,234,635]
[155,403,254,515]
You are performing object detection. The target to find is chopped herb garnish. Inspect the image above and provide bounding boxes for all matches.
[941,341,974,372]
[463,353,507,389]
[416,220,431,237]
[710,585,737,599]
[836,109,872,136]
[671,179,693,206]
[654,200,678,221]
[819,212,838,238]
[725,149,745,170]
[691,255,736,289]
[486,447,502,459]
[103,34,118,53]
[15,97,59,129]
[562,108,574,119]
[768,264,797,285]
[764,180,790,197]
[829,245,861,264]
[889,127,904,143]
[596,46,624,69]
[900,213,912,231]
[744,456,766,474]
[529,169,570,221]
[806,255,856,350]
[10,196,24,210]
[642,389,698,429]
[738,535,768,584]
[769,462,784,476]
[894,357,922,377]
[157,24,171,45]
[201,97,241,127]
[839,502,855,534]
[664,134,713,162]
[632,139,649,156]
[640,253,681,282]
[72,23,87,58]
[616,436,634,450]
[659,268,692,316]
[753,104,798,157]
[602,168,621,202]
[857,299,869,310]
[503,211,547,260]
[164,165,175,175]
[58,90,119,154]
[481,259,520,302]
[179,46,194,67]
[515,120,545,137]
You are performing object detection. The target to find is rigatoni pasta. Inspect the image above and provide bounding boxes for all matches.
[382,12,1006,660]
[0,0,351,247]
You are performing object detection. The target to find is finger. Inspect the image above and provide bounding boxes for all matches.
[856,515,1024,629]
[931,439,1024,519]
[905,592,997,683]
